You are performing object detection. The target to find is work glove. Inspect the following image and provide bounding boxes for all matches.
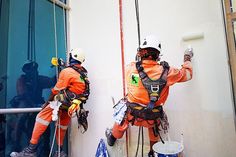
[184,47,194,62]
[68,99,81,117]
[160,111,169,134]
[51,57,66,70]
[77,109,89,133]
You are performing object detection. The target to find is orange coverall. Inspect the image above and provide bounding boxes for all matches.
[30,64,86,146]
[112,60,192,142]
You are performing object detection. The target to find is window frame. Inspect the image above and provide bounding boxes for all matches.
[223,0,236,119]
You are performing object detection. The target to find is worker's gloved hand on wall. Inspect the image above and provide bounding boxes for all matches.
[184,47,194,62]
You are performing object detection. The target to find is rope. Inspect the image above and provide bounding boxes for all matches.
[58,116,61,157]
[49,118,58,157]
[53,0,59,79]
[141,127,144,157]
[48,1,61,157]
[0,0,2,22]
[53,1,61,156]
[135,0,141,46]
[48,109,61,157]
[62,6,69,65]
[135,127,141,157]
[134,126,144,157]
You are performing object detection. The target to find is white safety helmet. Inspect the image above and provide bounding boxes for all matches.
[140,35,162,52]
[70,48,85,63]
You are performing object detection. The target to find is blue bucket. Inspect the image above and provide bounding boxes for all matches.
[153,141,184,157]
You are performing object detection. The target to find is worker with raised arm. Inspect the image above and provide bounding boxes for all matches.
[11,48,90,157]
[105,35,193,157]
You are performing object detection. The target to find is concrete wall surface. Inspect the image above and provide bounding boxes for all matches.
[69,0,236,157]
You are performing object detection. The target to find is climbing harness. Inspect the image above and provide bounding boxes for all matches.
[69,65,90,133]
[126,61,169,124]
[50,64,90,128]
[54,65,90,107]
[127,102,163,121]
[68,65,90,102]
[51,58,90,135]
[136,61,169,109]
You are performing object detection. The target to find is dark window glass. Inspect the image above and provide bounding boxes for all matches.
[0,0,68,156]
[1,113,68,157]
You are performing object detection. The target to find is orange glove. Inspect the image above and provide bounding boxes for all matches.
[68,99,81,117]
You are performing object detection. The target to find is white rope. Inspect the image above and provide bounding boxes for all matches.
[48,1,60,157]
[49,1,68,157]
[58,116,61,157]
[62,6,69,65]
[49,118,58,157]
[53,0,59,79]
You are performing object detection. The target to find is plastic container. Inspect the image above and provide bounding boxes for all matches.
[153,141,184,157]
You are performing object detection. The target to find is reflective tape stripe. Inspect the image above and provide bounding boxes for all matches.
[57,124,68,130]
[36,116,50,126]
[186,69,191,80]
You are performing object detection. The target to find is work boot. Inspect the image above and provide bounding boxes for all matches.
[148,150,154,157]
[53,150,68,157]
[10,143,37,157]
[105,128,116,146]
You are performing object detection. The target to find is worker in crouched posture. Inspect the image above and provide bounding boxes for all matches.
[106,35,193,157]
[11,48,90,157]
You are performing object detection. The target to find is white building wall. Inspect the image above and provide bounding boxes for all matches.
[69,0,236,157]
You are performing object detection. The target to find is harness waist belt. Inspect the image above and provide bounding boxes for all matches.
[126,102,163,120]
[64,90,87,101]
[126,102,163,112]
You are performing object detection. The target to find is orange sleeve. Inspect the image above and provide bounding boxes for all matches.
[167,61,193,86]
[51,68,71,94]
